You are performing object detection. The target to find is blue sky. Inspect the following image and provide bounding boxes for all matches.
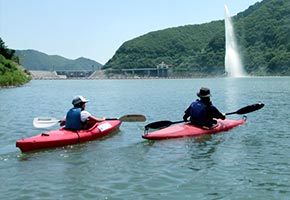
[0,0,260,64]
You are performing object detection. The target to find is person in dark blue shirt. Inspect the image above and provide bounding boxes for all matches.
[183,87,225,128]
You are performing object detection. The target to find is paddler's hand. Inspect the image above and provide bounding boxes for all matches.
[59,120,66,126]
[221,113,226,120]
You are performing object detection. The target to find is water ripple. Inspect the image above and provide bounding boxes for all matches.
[1,78,290,199]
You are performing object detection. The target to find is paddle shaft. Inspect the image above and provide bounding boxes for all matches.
[225,111,238,115]
[34,114,146,128]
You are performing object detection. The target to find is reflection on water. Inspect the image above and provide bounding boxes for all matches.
[185,135,224,171]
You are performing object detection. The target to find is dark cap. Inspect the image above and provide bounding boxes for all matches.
[72,95,89,106]
[197,87,211,98]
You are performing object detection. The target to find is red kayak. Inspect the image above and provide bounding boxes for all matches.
[16,120,121,153]
[142,118,246,140]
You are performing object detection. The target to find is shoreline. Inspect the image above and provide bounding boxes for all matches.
[2,75,289,88]
[30,75,290,80]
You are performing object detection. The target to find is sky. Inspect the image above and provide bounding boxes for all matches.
[0,0,260,65]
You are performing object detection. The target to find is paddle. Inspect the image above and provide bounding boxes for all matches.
[110,114,146,122]
[33,114,146,128]
[144,103,264,130]
[225,103,264,115]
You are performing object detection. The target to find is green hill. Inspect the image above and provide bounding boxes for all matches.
[0,38,31,87]
[103,0,290,76]
[16,49,103,71]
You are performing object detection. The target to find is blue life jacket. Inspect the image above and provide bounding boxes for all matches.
[189,100,208,126]
[65,107,81,130]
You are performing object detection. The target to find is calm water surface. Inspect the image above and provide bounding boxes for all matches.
[1,77,290,199]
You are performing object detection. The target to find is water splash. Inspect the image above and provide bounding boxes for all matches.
[224,5,246,77]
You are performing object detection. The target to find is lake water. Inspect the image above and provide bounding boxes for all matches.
[1,77,290,200]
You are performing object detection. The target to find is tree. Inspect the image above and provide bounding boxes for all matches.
[0,38,15,60]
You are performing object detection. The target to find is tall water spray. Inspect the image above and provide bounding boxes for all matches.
[224,5,246,77]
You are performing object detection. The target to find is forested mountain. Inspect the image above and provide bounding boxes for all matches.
[103,0,290,76]
[16,50,103,71]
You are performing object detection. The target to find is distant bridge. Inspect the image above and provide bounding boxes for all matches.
[105,62,170,78]
[120,68,168,77]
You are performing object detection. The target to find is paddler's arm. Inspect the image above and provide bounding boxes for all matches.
[88,115,106,122]
[210,106,226,120]
[183,106,190,122]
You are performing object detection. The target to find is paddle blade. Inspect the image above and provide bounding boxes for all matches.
[33,117,60,128]
[144,120,173,130]
[227,103,264,115]
[118,114,146,122]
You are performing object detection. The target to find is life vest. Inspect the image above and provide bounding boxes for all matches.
[189,100,208,126]
[65,107,81,130]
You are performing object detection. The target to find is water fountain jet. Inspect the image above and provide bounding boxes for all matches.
[224,5,246,77]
